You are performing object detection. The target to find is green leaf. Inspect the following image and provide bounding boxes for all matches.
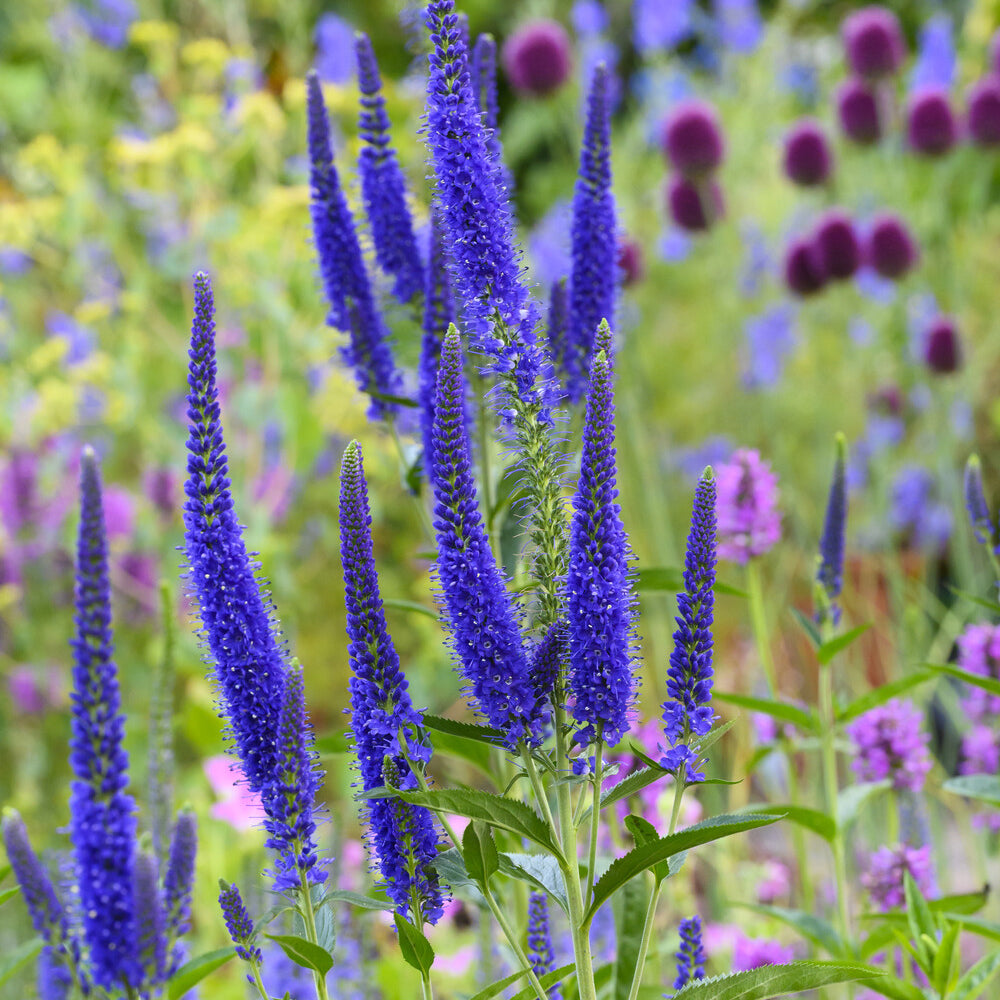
[587,812,783,920]
[837,671,934,724]
[816,623,872,665]
[469,962,574,1000]
[382,788,562,856]
[836,780,890,828]
[714,692,818,735]
[167,947,237,999]
[943,774,1000,805]
[948,587,1000,615]
[318,889,394,912]
[0,864,12,885]
[903,870,937,954]
[263,934,333,977]
[934,888,989,915]
[423,727,493,777]
[790,607,822,648]
[695,718,739,754]
[463,821,499,886]
[0,885,20,907]
[0,938,43,988]
[431,849,485,896]
[422,715,506,745]
[509,964,577,1000]
[668,961,882,999]
[731,903,843,957]
[951,950,1000,1000]
[614,875,651,1000]
[624,814,674,883]
[579,767,665,824]
[932,922,960,995]
[858,975,928,1000]
[393,914,435,975]
[382,597,438,620]
[738,803,835,842]
[499,853,569,914]
[943,914,1000,943]
[927,662,1000,700]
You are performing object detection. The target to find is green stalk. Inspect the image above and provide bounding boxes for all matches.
[785,749,815,913]
[584,740,605,903]
[246,956,271,1000]
[819,663,851,949]
[746,560,778,693]
[421,971,435,1000]
[299,874,332,1000]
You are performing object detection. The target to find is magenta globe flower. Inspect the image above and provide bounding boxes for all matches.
[501,20,572,96]
[666,176,724,232]
[842,6,905,78]
[783,119,833,186]
[866,213,918,280]
[967,77,1000,148]
[923,315,961,373]
[715,448,781,564]
[907,89,958,155]
[813,210,861,281]
[783,238,826,297]
[837,78,882,144]
[616,237,644,286]
[662,100,725,177]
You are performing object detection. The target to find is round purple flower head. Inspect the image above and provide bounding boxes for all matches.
[783,238,826,297]
[617,237,644,286]
[666,176,724,233]
[837,78,882,144]
[783,119,833,187]
[957,624,1000,722]
[961,724,999,777]
[845,699,932,793]
[967,77,1000,148]
[863,845,935,912]
[866,214,918,280]
[842,6,905,78]
[813,211,861,281]
[662,100,725,177]
[907,89,958,156]
[501,20,572,96]
[923,315,961,374]
[715,448,781,564]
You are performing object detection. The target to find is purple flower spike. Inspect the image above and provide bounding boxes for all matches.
[923,315,961,374]
[783,238,826,297]
[566,63,616,404]
[567,327,635,746]
[356,33,424,304]
[471,33,511,190]
[667,176,724,232]
[846,699,932,793]
[218,882,260,963]
[306,71,403,419]
[674,916,707,989]
[958,624,1000,721]
[429,328,543,746]
[715,449,781,564]
[502,20,572,95]
[964,455,994,547]
[967,76,1000,148]
[842,6,905,78]
[813,210,861,281]
[134,851,167,987]
[70,448,139,991]
[907,89,958,156]
[546,278,569,378]
[660,469,716,782]
[163,809,197,974]
[867,214,918,280]
[837,78,882,144]
[864,845,935,911]
[816,434,847,626]
[339,442,445,923]
[783,119,833,187]
[527,893,562,998]
[424,0,544,407]
[662,100,725,177]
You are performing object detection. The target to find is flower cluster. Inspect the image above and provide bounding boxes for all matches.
[661,101,725,233]
[863,844,935,911]
[845,699,932,793]
[715,449,780,564]
[674,916,707,989]
[527,892,561,998]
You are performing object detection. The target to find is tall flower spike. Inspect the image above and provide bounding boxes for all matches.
[339,442,445,923]
[429,327,543,745]
[418,213,456,474]
[470,33,511,191]
[566,63,616,404]
[965,455,994,547]
[674,916,707,989]
[816,433,848,627]
[70,447,139,991]
[527,893,562,1000]
[424,0,543,405]
[546,278,569,381]
[149,582,176,869]
[183,272,287,793]
[162,808,197,974]
[306,71,403,419]
[567,325,635,746]
[356,33,424,304]
[661,469,717,783]
[529,621,567,718]
[261,663,325,889]
[218,881,261,964]
[133,851,167,988]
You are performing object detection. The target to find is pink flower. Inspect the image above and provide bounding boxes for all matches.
[434,944,476,976]
[337,839,367,891]
[756,861,791,904]
[715,449,781,564]
[203,755,262,831]
[7,665,62,714]
[102,486,136,541]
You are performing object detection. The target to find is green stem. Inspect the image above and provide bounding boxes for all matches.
[584,740,604,904]
[746,560,778,693]
[299,874,332,1000]
[625,880,662,1000]
[421,969,435,1000]
[246,957,271,1000]
[522,748,561,852]
[785,750,815,914]
[668,773,686,837]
